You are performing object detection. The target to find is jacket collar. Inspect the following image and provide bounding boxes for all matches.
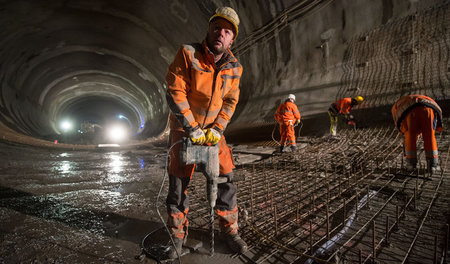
[202,39,237,67]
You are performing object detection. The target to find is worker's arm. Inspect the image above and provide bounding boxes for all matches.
[274,105,282,123]
[292,104,301,121]
[338,98,352,115]
[165,46,199,133]
[211,66,243,133]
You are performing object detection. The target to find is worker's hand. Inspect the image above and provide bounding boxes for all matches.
[189,127,206,145]
[295,119,300,126]
[204,128,221,145]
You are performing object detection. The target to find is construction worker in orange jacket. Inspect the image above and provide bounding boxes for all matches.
[274,94,301,152]
[392,95,443,172]
[328,96,364,136]
[165,7,247,258]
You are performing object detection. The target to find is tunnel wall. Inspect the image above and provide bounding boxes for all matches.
[0,0,448,145]
[227,0,449,132]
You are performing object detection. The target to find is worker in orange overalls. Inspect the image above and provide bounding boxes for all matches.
[274,94,301,152]
[328,96,364,136]
[392,95,443,172]
[165,7,247,259]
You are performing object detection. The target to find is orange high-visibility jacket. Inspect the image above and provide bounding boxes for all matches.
[166,40,242,133]
[330,98,353,115]
[392,95,443,134]
[275,100,301,125]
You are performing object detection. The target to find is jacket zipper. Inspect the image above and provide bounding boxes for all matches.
[200,53,233,129]
[201,69,219,128]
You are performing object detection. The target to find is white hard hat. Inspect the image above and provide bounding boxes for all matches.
[288,94,296,101]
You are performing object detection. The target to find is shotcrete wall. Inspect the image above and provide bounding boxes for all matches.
[0,0,448,144]
[229,0,448,132]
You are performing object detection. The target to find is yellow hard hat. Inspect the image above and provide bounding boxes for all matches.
[209,7,240,40]
[354,96,364,104]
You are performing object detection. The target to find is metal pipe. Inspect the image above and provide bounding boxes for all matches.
[359,249,362,264]
[274,204,278,236]
[445,224,449,263]
[385,215,390,245]
[373,220,376,262]
[434,235,438,264]
[310,219,313,255]
[326,203,330,239]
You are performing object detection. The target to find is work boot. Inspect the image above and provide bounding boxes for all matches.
[224,233,248,254]
[167,237,184,260]
[430,165,440,175]
[282,146,291,153]
[405,162,416,171]
[290,145,297,152]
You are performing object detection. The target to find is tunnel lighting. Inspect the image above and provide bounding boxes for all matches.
[117,114,132,129]
[60,120,73,132]
[108,125,128,142]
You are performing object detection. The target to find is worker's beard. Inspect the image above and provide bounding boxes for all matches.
[206,33,230,56]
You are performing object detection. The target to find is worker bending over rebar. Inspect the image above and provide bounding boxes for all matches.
[392,94,443,173]
[328,96,364,136]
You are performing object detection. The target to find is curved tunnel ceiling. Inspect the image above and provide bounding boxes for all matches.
[0,0,448,145]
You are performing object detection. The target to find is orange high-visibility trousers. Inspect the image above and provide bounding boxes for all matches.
[166,130,238,239]
[403,106,439,167]
[280,123,296,146]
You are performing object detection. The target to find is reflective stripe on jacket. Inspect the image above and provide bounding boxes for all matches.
[166,40,242,133]
[391,95,443,133]
[275,100,301,124]
[331,98,353,115]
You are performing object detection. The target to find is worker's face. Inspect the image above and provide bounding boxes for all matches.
[206,18,235,55]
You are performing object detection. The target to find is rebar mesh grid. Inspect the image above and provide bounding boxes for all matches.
[183,119,449,264]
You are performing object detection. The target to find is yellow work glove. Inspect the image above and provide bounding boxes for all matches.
[189,127,206,145]
[204,128,221,145]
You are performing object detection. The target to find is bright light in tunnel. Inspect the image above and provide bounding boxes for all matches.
[108,125,128,142]
[60,120,73,132]
[117,114,132,128]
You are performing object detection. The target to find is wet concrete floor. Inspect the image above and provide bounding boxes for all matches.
[0,140,274,263]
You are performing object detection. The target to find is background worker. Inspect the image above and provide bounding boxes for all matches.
[164,6,247,259]
[274,94,301,152]
[328,96,364,136]
[392,95,443,172]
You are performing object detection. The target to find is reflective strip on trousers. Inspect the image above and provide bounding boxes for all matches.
[426,150,439,166]
[425,150,438,158]
[167,211,189,239]
[405,150,417,159]
[217,205,239,235]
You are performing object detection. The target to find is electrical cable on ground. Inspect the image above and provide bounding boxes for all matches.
[153,139,183,263]
[271,121,303,146]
